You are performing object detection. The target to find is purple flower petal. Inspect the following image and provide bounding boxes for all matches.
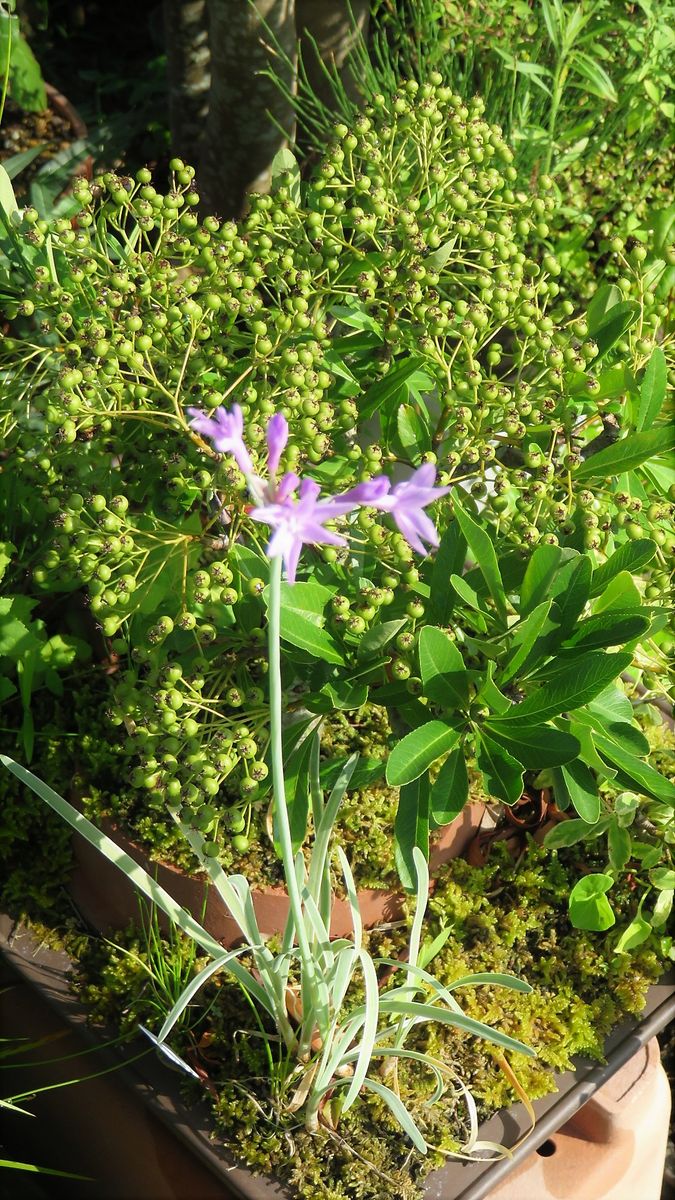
[266,412,288,477]
[187,403,254,476]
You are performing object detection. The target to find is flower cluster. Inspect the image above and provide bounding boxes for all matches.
[187,404,450,581]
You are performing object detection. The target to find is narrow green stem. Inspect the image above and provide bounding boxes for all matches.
[268,555,318,1046]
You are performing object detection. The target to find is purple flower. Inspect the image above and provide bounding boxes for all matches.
[266,412,288,477]
[251,477,354,583]
[344,463,450,556]
[187,404,254,477]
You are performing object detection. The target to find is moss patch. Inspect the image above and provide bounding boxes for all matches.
[71,841,669,1200]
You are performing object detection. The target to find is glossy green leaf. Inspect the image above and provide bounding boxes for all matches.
[590,299,640,358]
[520,545,562,616]
[550,555,592,636]
[429,523,466,623]
[544,816,609,849]
[476,732,524,806]
[394,774,430,891]
[590,539,656,597]
[575,427,675,482]
[556,760,599,822]
[561,608,650,651]
[636,346,668,431]
[273,582,344,664]
[396,404,430,459]
[502,602,553,684]
[593,733,675,805]
[360,359,425,420]
[418,626,469,708]
[615,915,652,954]
[650,868,675,891]
[593,571,642,612]
[488,652,633,725]
[430,746,469,827]
[568,874,616,931]
[386,721,460,787]
[452,495,506,623]
[356,619,407,661]
[608,819,632,871]
[587,684,634,726]
[652,890,673,929]
[279,609,344,664]
[586,284,622,336]
[449,574,488,630]
[484,723,580,769]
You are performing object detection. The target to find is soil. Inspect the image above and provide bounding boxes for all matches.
[0,98,78,198]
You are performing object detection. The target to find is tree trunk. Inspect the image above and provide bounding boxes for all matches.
[296,0,370,108]
[163,0,211,164]
[199,0,297,217]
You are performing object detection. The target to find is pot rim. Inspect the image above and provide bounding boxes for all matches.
[1,912,673,1200]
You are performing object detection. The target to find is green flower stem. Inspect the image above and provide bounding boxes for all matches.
[268,554,318,1051]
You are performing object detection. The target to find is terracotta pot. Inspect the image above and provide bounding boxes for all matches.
[1,915,673,1200]
[485,1038,671,1200]
[70,802,488,945]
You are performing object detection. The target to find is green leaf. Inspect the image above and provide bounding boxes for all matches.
[452,495,506,623]
[425,240,455,270]
[394,774,430,891]
[520,544,562,616]
[0,15,47,111]
[320,756,384,792]
[475,732,524,806]
[652,890,673,929]
[501,600,553,683]
[550,555,592,636]
[360,359,424,421]
[545,817,607,849]
[488,652,633,725]
[386,721,460,787]
[558,759,600,821]
[650,868,675,891]
[636,346,668,431]
[430,746,469,827]
[608,819,632,871]
[0,614,36,660]
[0,542,15,582]
[273,581,344,665]
[593,733,675,806]
[568,873,616,931]
[590,540,656,597]
[593,570,642,612]
[429,523,466,623]
[40,633,91,668]
[575,428,675,482]
[280,611,344,664]
[579,712,650,758]
[396,404,430,459]
[615,915,652,954]
[590,299,640,358]
[587,683,637,726]
[484,723,580,769]
[274,729,316,855]
[586,284,622,336]
[270,147,301,205]
[561,608,650,651]
[570,49,617,102]
[449,574,488,630]
[0,677,16,701]
[418,626,469,709]
[357,619,407,661]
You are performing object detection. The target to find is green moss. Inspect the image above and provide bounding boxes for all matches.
[69,838,669,1200]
